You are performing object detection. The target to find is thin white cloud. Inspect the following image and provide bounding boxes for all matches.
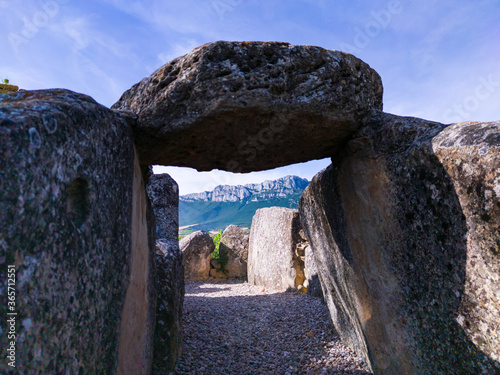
[101,0,246,40]
[55,16,91,51]
[2,0,498,192]
[153,159,331,195]
[157,39,201,66]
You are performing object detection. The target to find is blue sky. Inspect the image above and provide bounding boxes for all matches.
[1,0,499,194]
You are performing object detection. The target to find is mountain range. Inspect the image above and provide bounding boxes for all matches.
[179,175,309,232]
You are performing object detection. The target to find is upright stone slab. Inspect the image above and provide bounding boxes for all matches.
[153,241,184,373]
[432,121,500,364]
[147,173,180,240]
[300,112,500,374]
[180,230,214,280]
[146,173,185,372]
[220,225,249,278]
[248,207,304,291]
[0,90,155,374]
[112,41,383,172]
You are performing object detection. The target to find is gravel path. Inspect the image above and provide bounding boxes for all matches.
[169,280,373,375]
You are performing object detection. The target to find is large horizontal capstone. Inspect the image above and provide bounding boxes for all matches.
[112,41,383,172]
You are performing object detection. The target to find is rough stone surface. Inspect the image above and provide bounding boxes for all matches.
[432,121,500,364]
[0,89,155,374]
[180,231,214,280]
[112,41,383,172]
[209,268,228,279]
[300,112,500,374]
[147,172,184,372]
[153,241,185,373]
[147,173,179,241]
[219,224,249,278]
[304,245,324,300]
[248,207,304,291]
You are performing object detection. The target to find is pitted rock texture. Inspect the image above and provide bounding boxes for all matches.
[180,231,214,280]
[147,173,180,241]
[0,89,155,374]
[432,121,500,364]
[146,173,185,372]
[112,41,383,172]
[154,241,185,373]
[248,207,305,292]
[300,112,500,374]
[219,224,249,278]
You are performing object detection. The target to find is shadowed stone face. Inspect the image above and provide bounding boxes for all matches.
[180,230,214,280]
[300,113,500,374]
[0,89,155,375]
[432,121,500,365]
[146,173,185,372]
[112,41,383,172]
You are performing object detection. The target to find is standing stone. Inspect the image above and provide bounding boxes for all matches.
[432,121,500,365]
[112,41,383,172]
[146,174,184,372]
[220,225,249,278]
[0,89,155,375]
[147,173,179,240]
[180,231,214,280]
[300,112,500,374]
[248,207,305,291]
[153,241,184,373]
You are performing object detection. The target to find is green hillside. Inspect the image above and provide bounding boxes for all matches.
[179,191,304,232]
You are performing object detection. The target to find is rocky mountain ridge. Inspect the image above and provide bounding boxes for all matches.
[180,175,309,203]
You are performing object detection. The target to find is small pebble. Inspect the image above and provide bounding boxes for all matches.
[168,279,373,374]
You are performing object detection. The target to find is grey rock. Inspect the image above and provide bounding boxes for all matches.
[153,240,184,373]
[210,258,221,270]
[180,231,214,280]
[209,268,229,279]
[147,173,179,240]
[432,121,500,365]
[112,41,383,172]
[147,173,184,372]
[300,111,500,374]
[0,89,155,374]
[220,225,249,278]
[304,245,324,300]
[248,207,305,291]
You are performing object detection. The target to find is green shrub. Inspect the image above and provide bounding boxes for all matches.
[211,230,222,259]
[210,230,228,273]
